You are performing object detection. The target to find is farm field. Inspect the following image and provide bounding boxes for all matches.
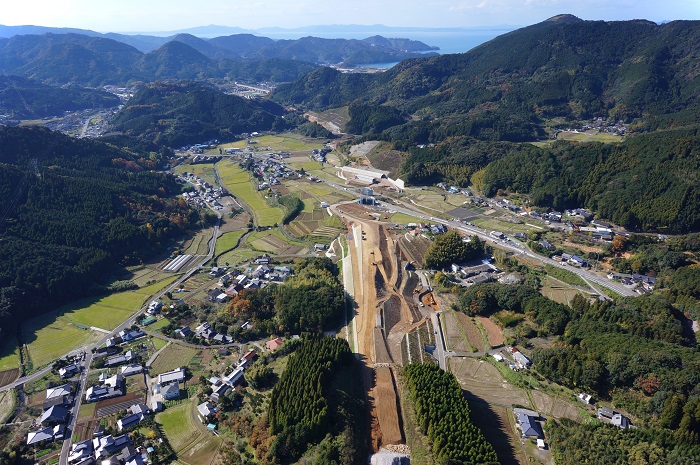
[0,390,15,424]
[471,218,536,234]
[174,163,218,185]
[540,276,585,306]
[0,336,20,371]
[124,266,174,288]
[215,248,259,266]
[148,318,171,331]
[25,272,179,370]
[388,212,424,225]
[531,390,583,421]
[284,179,353,206]
[442,310,474,353]
[219,133,326,153]
[478,316,505,347]
[157,401,221,465]
[449,358,531,408]
[183,228,214,256]
[454,311,487,352]
[246,229,306,254]
[150,345,198,375]
[468,401,526,465]
[152,337,168,351]
[216,161,283,227]
[214,230,246,257]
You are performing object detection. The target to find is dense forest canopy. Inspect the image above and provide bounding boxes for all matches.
[109,81,287,147]
[0,125,206,341]
[479,128,700,232]
[262,337,366,464]
[0,75,120,119]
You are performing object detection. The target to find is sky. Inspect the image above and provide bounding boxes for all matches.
[2,0,699,32]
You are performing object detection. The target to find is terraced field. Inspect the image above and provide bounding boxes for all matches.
[246,229,306,254]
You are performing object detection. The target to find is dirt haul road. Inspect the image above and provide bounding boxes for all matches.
[336,203,419,451]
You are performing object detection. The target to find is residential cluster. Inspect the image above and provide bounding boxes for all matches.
[68,429,152,465]
[178,172,227,210]
[26,384,73,446]
[197,348,261,428]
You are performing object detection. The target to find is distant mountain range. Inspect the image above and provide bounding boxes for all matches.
[0,29,439,87]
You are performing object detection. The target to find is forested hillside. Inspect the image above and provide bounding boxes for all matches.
[0,76,120,119]
[274,17,700,134]
[480,128,700,232]
[256,337,366,464]
[0,33,318,86]
[109,81,287,147]
[273,17,700,232]
[0,126,207,341]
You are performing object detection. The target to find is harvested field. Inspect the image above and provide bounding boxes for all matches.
[443,311,472,352]
[150,345,198,375]
[540,276,584,306]
[478,316,505,347]
[0,368,19,388]
[531,390,582,421]
[95,393,145,418]
[374,367,404,446]
[468,402,525,465]
[449,358,531,408]
[0,390,14,424]
[74,420,97,442]
[457,312,486,352]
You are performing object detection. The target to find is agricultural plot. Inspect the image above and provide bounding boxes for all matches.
[214,230,246,257]
[471,218,536,234]
[0,336,20,371]
[221,133,326,153]
[442,311,473,353]
[246,229,305,254]
[149,345,198,375]
[215,249,259,266]
[24,318,102,368]
[0,368,19,388]
[454,312,487,352]
[125,266,174,288]
[0,390,14,424]
[449,358,532,408]
[531,390,583,421]
[158,401,221,465]
[174,163,218,186]
[43,277,179,332]
[216,162,283,227]
[388,212,424,225]
[183,228,214,256]
[540,276,585,306]
[477,316,504,347]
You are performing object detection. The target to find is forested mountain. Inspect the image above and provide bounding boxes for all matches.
[273,16,700,233]
[0,125,207,342]
[479,128,700,232]
[0,31,437,86]
[273,16,700,136]
[0,75,120,118]
[0,33,318,86]
[109,81,287,147]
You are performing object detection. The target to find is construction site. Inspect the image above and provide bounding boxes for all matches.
[333,202,442,456]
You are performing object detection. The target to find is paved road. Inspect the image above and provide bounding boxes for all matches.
[59,350,92,465]
[374,200,636,297]
[430,312,447,370]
